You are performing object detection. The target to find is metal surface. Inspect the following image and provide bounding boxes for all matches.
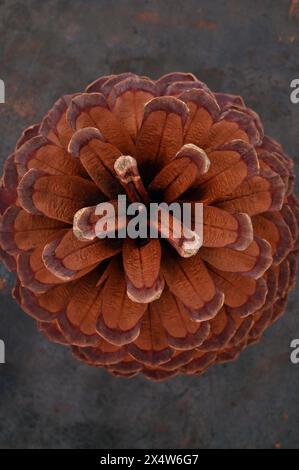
[0,0,299,449]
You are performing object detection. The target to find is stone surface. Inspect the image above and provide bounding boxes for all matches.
[0,0,299,449]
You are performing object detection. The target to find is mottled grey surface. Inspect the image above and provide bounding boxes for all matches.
[0,0,299,449]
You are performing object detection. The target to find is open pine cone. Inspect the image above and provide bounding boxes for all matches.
[0,72,298,381]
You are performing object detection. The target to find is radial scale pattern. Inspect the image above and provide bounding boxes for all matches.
[0,72,298,381]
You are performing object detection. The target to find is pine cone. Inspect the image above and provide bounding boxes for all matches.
[0,72,298,381]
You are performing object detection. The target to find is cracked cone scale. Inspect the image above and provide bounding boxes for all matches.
[0,72,298,381]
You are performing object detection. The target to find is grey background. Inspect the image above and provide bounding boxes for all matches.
[0,0,299,449]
